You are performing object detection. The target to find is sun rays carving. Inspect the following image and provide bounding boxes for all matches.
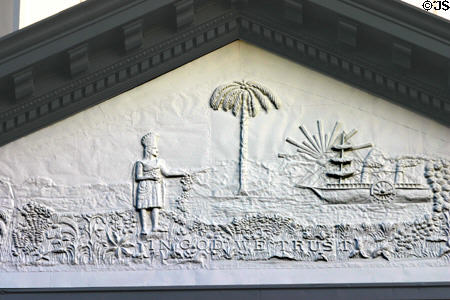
[285,121,360,159]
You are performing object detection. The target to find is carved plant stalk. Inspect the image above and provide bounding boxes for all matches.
[239,93,249,195]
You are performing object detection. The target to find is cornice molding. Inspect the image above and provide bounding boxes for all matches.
[0,0,448,146]
[239,11,449,124]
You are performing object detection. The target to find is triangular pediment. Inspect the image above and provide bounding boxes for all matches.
[0,0,448,148]
[0,43,449,288]
[0,0,449,290]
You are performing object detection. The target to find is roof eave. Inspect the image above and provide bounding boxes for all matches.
[0,0,448,147]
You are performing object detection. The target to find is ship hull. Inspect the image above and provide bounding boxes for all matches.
[395,188,432,203]
[307,186,432,204]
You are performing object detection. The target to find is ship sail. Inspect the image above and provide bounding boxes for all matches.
[329,157,352,164]
[326,170,355,178]
[326,132,372,184]
[331,143,353,151]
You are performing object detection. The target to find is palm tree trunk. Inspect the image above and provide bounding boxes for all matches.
[239,94,249,195]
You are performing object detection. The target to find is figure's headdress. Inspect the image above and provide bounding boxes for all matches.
[141,132,159,148]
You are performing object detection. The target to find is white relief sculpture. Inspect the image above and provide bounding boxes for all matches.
[0,179,14,209]
[286,120,347,159]
[287,120,432,205]
[2,157,450,267]
[5,201,450,266]
[11,202,55,262]
[426,160,450,213]
[0,210,6,237]
[0,209,8,261]
[210,80,280,195]
[105,231,134,260]
[135,132,186,234]
[0,123,448,269]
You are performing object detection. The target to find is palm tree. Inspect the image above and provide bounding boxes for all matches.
[210,80,280,195]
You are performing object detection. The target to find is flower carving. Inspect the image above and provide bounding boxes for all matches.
[106,231,134,258]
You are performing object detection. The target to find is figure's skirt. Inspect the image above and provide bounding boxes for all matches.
[136,180,163,208]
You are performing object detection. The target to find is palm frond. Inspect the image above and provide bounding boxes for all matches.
[209,84,226,109]
[223,88,241,111]
[246,91,258,117]
[247,81,280,109]
[210,84,235,110]
[210,80,280,118]
[232,93,242,116]
[250,88,268,111]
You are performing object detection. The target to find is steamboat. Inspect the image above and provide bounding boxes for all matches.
[296,131,432,204]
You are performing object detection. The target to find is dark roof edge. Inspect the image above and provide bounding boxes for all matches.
[0,1,130,57]
[310,0,450,58]
[1,0,449,58]
[347,0,450,41]
[0,0,448,147]
[0,0,175,78]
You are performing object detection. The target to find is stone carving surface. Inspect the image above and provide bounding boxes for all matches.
[210,80,280,195]
[10,204,138,265]
[0,84,448,275]
[3,201,450,267]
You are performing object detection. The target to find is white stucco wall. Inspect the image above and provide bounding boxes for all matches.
[0,41,449,287]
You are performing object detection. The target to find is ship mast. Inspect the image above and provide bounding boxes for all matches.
[327,132,354,184]
[326,130,373,184]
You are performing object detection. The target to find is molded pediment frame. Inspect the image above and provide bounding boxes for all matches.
[0,42,449,288]
[0,0,449,150]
